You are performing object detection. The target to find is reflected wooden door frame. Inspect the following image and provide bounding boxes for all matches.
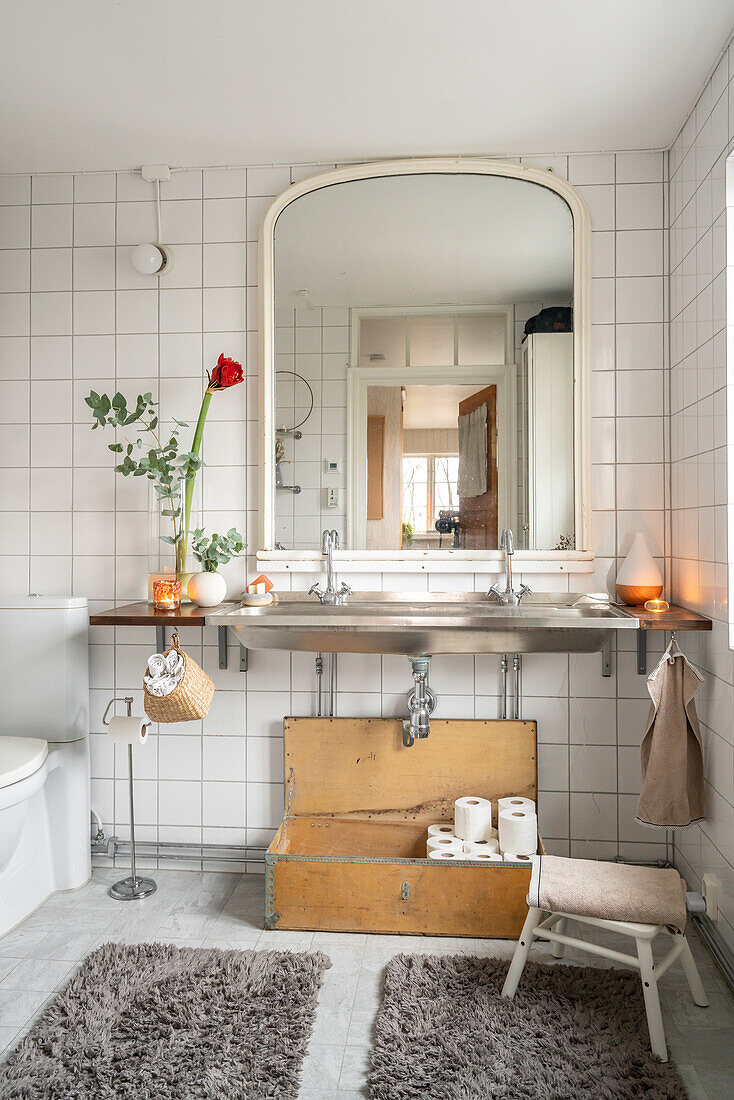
[347,364,516,550]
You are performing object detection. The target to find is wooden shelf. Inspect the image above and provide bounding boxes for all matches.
[617,604,712,632]
[89,600,234,628]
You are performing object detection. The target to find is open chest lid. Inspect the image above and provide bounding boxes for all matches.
[283,717,537,823]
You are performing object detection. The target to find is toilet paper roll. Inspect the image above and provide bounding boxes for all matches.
[428,848,463,860]
[503,852,534,864]
[498,796,535,815]
[427,823,455,838]
[467,852,503,862]
[454,796,493,842]
[498,807,538,856]
[462,838,500,856]
[427,835,464,856]
[107,715,150,746]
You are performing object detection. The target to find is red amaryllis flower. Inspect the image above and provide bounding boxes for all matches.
[207,354,243,390]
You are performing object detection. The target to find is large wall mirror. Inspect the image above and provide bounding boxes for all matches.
[259,160,590,559]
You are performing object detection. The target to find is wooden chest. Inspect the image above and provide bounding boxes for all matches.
[266,716,540,938]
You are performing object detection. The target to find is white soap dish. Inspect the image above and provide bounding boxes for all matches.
[241,591,275,607]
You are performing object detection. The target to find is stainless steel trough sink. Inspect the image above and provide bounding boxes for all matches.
[209,592,639,657]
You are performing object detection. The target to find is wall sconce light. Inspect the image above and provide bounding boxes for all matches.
[131,164,174,276]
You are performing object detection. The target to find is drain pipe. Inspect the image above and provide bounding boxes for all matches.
[403,656,437,747]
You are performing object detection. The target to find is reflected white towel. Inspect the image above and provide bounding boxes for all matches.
[458,406,487,498]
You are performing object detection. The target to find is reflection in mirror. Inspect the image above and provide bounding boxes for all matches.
[273,172,575,551]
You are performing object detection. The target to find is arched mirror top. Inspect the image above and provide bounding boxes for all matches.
[258,158,591,571]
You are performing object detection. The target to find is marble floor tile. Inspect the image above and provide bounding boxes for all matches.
[338,1045,371,1091]
[0,958,75,993]
[0,867,732,1100]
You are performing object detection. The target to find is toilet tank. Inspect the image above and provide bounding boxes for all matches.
[0,597,89,743]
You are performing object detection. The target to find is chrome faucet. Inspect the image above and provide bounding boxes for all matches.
[489,528,532,605]
[309,530,351,605]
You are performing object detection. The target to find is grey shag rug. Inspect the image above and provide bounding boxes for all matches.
[369,954,689,1099]
[0,941,331,1099]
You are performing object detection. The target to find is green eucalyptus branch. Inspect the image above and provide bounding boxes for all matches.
[85,390,203,570]
[191,528,245,574]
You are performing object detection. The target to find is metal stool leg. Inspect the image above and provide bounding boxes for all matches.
[107,698,156,902]
[502,907,542,999]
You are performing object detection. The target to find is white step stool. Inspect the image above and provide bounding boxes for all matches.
[502,906,708,1062]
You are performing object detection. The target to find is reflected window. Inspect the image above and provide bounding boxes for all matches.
[356,309,511,368]
[402,454,459,544]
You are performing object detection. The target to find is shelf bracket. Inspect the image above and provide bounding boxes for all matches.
[601,638,611,678]
[637,629,647,676]
[155,624,166,654]
[217,624,247,672]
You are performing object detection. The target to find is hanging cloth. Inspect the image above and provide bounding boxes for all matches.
[636,637,704,829]
[457,405,487,498]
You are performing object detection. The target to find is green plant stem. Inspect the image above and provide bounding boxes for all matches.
[136,415,184,565]
[179,390,212,573]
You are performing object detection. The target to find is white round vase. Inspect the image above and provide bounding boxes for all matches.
[187,571,227,607]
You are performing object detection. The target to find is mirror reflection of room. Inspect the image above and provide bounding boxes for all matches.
[274,172,576,552]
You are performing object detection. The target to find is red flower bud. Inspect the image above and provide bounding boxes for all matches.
[207,353,243,390]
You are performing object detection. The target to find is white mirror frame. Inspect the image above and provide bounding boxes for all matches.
[258,157,592,573]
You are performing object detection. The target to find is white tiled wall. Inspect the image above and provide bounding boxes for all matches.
[668,41,734,954]
[275,305,348,547]
[0,151,669,866]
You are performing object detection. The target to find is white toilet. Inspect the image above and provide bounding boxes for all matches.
[0,596,91,937]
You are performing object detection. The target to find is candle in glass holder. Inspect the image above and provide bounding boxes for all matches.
[644,598,669,613]
[153,577,181,611]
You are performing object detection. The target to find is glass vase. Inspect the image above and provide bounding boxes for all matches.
[147,474,202,604]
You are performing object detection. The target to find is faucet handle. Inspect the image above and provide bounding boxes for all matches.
[338,582,352,598]
[488,581,503,600]
[308,582,325,602]
[517,583,532,600]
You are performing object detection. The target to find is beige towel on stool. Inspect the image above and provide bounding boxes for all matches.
[636,639,704,829]
[528,855,687,932]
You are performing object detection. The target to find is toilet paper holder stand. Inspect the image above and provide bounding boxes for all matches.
[102,696,157,902]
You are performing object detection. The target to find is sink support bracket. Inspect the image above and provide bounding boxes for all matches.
[601,638,612,677]
[217,625,248,671]
[637,629,647,676]
[155,623,247,671]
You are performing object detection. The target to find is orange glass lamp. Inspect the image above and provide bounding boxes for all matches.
[152,577,182,611]
[616,532,663,606]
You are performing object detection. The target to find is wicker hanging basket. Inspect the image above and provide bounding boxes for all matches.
[143,630,215,723]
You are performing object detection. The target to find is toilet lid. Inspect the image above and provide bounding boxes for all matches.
[0,737,48,790]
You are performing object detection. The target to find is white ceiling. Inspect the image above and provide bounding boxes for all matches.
[1,1,731,174]
[275,174,574,307]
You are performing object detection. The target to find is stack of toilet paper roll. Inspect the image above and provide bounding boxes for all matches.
[497,796,537,859]
[424,794,537,861]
